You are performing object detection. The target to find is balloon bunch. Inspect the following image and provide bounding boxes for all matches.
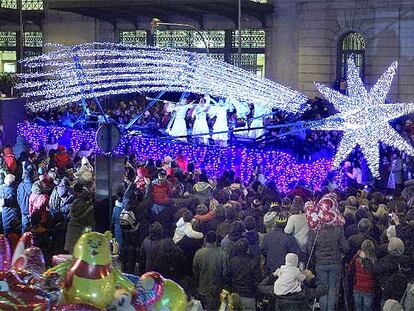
[305,192,345,230]
[0,230,187,310]
[0,233,50,310]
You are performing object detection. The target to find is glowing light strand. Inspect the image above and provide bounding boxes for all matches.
[17,42,307,113]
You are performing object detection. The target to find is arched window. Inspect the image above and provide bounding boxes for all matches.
[337,32,365,81]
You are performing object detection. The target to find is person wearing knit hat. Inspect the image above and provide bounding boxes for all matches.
[383,299,404,311]
[262,211,301,274]
[387,237,405,256]
[344,196,358,216]
[273,253,306,296]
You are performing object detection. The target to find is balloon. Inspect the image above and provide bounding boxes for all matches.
[0,270,49,310]
[123,273,140,284]
[0,234,11,271]
[153,279,187,311]
[52,254,73,266]
[56,231,135,309]
[12,232,34,267]
[305,193,345,230]
[110,289,146,311]
[138,271,164,306]
[51,304,101,311]
[13,246,46,275]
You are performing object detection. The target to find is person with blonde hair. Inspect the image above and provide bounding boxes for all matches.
[348,239,377,311]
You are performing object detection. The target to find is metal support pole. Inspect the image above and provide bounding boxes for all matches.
[18,0,24,73]
[238,0,242,68]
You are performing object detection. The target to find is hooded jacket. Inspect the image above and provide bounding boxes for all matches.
[192,182,213,205]
[152,179,172,205]
[28,181,49,222]
[55,146,71,169]
[74,157,94,184]
[3,147,16,173]
[0,181,19,235]
[173,217,203,243]
[17,176,33,216]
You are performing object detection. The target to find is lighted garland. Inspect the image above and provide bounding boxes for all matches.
[17,122,341,193]
[17,42,307,113]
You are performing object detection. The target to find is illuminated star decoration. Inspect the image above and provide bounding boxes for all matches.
[314,57,414,178]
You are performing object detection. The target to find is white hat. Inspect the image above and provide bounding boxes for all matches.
[81,157,90,166]
[285,253,299,267]
[4,174,15,186]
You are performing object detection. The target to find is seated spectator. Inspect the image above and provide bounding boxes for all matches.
[273,253,306,296]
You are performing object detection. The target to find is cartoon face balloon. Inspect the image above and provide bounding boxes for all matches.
[72,232,111,265]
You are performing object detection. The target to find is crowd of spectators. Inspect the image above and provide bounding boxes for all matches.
[0,136,414,310]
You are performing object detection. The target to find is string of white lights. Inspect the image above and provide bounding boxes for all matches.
[17,43,307,113]
[314,57,414,178]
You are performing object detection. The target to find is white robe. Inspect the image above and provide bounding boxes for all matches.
[192,104,210,139]
[209,101,231,141]
[166,102,192,140]
[249,104,270,139]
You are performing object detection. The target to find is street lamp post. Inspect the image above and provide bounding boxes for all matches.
[18,0,24,73]
[151,18,210,57]
[238,0,242,68]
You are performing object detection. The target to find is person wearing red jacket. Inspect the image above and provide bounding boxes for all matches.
[151,171,172,213]
[348,239,377,311]
[54,145,72,169]
[3,146,16,173]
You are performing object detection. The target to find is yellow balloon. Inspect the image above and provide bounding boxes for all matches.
[154,279,187,311]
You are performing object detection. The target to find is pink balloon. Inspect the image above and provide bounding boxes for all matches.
[0,235,11,271]
[12,232,34,267]
[51,304,101,311]
[13,246,46,275]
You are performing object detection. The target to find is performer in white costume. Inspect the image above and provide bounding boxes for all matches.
[248,103,271,139]
[165,97,194,142]
[192,95,211,145]
[209,98,232,147]
[229,97,250,137]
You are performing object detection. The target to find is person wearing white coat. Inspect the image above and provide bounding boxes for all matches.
[166,98,194,142]
[173,211,204,244]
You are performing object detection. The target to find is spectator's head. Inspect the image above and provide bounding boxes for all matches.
[386,225,396,241]
[285,253,299,267]
[243,216,256,231]
[4,174,15,186]
[347,196,357,206]
[158,171,167,180]
[388,238,405,256]
[225,205,238,222]
[183,210,193,223]
[358,218,372,233]
[73,182,84,195]
[228,221,245,242]
[382,299,404,311]
[196,204,208,216]
[149,222,164,240]
[233,238,249,256]
[199,174,208,183]
[205,231,217,245]
[361,239,376,261]
[275,213,288,228]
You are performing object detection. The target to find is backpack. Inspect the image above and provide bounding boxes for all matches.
[119,209,139,232]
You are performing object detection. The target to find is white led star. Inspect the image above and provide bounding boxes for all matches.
[314,57,414,178]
